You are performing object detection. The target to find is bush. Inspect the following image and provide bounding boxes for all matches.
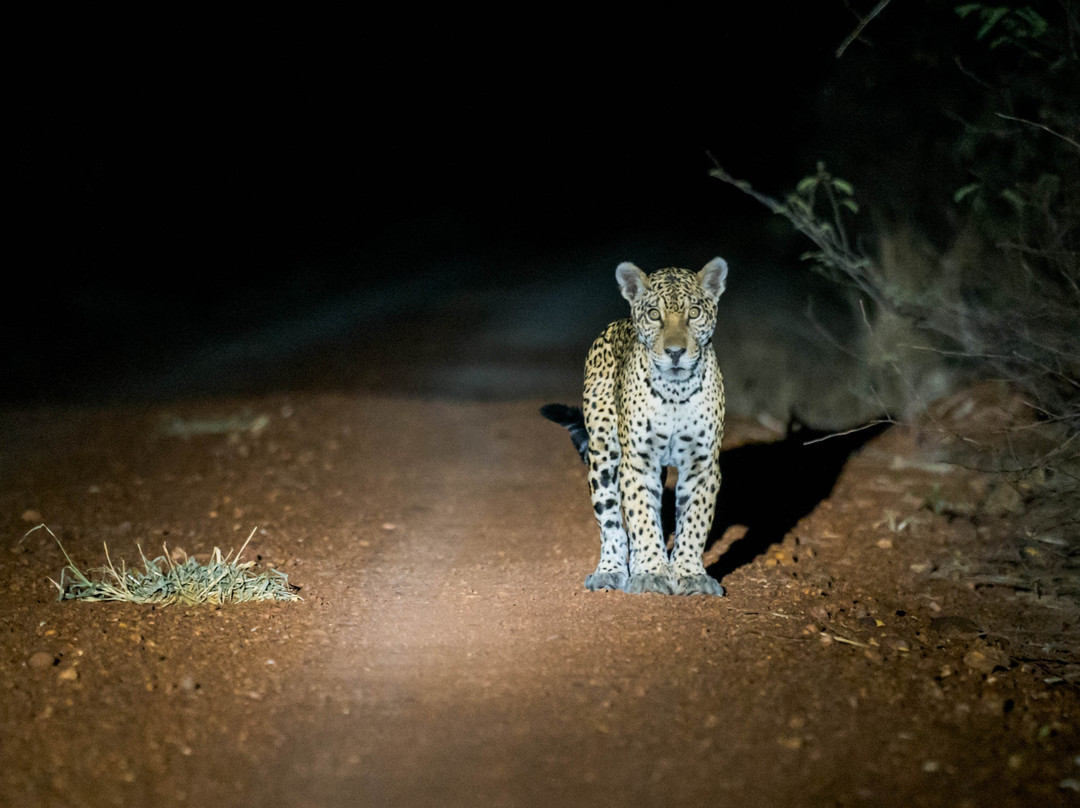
[711,2,1079,448]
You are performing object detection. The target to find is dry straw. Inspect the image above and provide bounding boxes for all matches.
[29,525,301,605]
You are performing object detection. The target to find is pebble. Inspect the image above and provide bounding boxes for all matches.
[963,644,1011,675]
[58,667,78,681]
[28,651,56,670]
[863,648,885,665]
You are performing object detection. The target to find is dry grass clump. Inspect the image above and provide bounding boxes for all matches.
[32,525,301,605]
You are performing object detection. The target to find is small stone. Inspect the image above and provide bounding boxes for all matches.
[21,510,43,523]
[963,642,1011,674]
[930,616,982,637]
[964,650,995,674]
[58,667,78,681]
[863,648,885,665]
[28,651,56,669]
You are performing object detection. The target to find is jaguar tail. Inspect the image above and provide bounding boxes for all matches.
[539,404,589,464]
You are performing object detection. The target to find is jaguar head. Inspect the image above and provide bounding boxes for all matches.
[616,258,728,381]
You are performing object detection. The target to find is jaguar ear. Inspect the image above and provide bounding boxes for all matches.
[698,257,728,302]
[616,262,650,303]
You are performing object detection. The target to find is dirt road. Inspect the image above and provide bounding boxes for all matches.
[2,389,1078,807]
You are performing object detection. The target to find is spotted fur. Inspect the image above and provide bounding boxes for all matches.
[543,258,729,596]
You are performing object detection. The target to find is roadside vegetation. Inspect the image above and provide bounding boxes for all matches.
[711,1,1078,479]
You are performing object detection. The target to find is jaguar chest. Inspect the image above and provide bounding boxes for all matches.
[617,390,713,466]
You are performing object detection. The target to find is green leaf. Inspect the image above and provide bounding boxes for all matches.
[1014,7,1048,37]
[1000,188,1025,213]
[977,7,1010,40]
[832,178,856,196]
[796,176,818,194]
[841,198,860,214]
[953,182,981,203]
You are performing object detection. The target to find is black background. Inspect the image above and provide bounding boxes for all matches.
[9,5,889,402]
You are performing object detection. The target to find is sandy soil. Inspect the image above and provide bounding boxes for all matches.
[2,386,1078,807]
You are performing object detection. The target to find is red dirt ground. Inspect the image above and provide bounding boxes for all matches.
[2,386,1078,807]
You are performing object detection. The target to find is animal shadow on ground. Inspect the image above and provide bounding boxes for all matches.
[664,419,890,581]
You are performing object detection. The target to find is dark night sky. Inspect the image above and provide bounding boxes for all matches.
[9,6,865,401]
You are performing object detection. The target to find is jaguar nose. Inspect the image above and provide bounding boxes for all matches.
[666,347,686,364]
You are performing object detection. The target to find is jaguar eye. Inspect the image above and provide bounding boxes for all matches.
[647,308,661,321]
[688,306,701,319]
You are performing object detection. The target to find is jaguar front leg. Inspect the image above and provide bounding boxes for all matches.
[669,454,725,597]
[584,433,629,592]
[620,459,676,595]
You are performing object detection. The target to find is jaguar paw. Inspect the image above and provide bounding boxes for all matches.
[675,573,725,597]
[585,571,628,592]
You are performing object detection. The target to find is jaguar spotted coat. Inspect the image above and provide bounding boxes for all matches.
[542,258,728,596]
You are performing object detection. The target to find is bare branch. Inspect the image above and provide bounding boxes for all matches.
[801,420,897,446]
[995,112,1080,152]
[836,0,892,58]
